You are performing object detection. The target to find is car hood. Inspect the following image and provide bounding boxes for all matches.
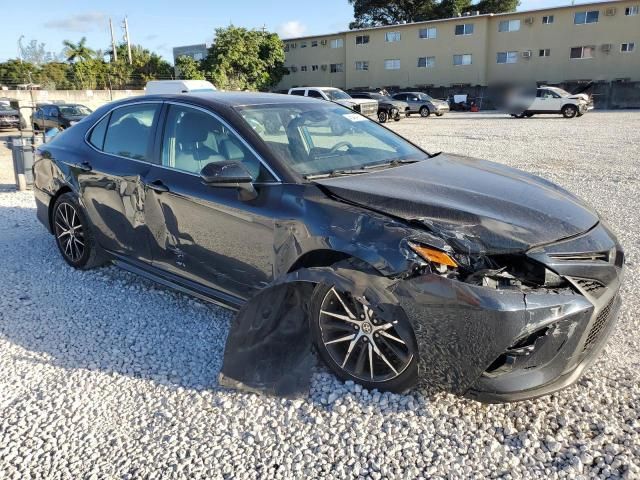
[61,115,88,121]
[567,94,590,102]
[315,154,599,254]
[0,109,19,116]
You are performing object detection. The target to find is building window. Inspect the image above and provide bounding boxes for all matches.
[498,19,521,32]
[570,46,595,59]
[330,39,344,48]
[539,48,551,57]
[330,63,344,73]
[417,56,435,68]
[384,59,401,69]
[574,10,599,24]
[300,42,307,48]
[311,40,318,47]
[355,35,370,45]
[385,32,401,42]
[542,15,554,24]
[454,24,474,35]
[419,27,437,39]
[621,42,635,52]
[311,65,319,71]
[625,6,639,15]
[300,65,307,72]
[453,54,472,65]
[354,61,369,71]
[496,51,518,63]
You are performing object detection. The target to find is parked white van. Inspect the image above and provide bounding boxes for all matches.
[145,80,216,95]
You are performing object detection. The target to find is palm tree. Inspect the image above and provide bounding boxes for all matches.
[62,37,95,63]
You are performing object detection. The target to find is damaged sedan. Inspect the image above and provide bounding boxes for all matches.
[33,93,624,402]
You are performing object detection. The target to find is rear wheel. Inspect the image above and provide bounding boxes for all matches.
[310,284,418,392]
[378,111,388,123]
[52,193,106,270]
[562,105,578,119]
[419,106,431,118]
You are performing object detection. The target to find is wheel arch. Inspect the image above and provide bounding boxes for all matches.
[48,185,74,232]
[286,249,376,275]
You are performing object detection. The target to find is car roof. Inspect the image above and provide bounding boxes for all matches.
[133,91,321,107]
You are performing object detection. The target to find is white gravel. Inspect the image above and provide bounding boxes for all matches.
[0,111,639,479]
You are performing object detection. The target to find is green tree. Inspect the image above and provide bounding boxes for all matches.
[348,0,519,28]
[203,26,286,91]
[63,37,96,63]
[0,60,37,87]
[37,62,73,90]
[175,55,205,80]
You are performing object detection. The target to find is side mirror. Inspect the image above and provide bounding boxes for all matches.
[200,160,257,201]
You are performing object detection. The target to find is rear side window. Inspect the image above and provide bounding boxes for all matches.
[88,114,110,150]
[307,90,324,99]
[102,104,160,161]
[290,90,305,96]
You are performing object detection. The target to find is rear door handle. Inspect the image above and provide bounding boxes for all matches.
[76,161,92,172]
[147,180,170,193]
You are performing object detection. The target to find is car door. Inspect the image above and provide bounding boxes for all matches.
[79,101,162,263]
[406,94,422,112]
[47,106,61,129]
[533,89,563,112]
[143,102,280,301]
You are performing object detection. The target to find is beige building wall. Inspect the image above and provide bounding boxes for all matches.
[277,0,640,91]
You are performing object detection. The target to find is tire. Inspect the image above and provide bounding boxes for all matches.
[515,112,527,119]
[310,283,419,393]
[419,106,431,118]
[577,112,584,117]
[562,105,578,119]
[436,113,444,117]
[378,111,388,123]
[52,192,107,270]
[405,112,411,117]
[393,115,401,122]
[525,113,534,118]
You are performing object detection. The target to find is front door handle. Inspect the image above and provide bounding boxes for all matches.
[76,161,92,172]
[147,180,170,193]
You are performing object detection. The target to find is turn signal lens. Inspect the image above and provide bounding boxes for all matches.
[410,243,458,268]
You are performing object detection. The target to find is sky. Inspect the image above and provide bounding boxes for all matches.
[0,0,616,63]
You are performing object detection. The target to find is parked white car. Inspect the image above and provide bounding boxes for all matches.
[507,86,593,119]
[145,80,217,95]
[288,87,378,118]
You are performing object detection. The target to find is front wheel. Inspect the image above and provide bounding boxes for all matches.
[419,106,431,118]
[52,193,106,270]
[562,105,578,119]
[310,284,418,393]
[378,111,388,123]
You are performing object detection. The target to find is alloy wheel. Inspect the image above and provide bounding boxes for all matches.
[54,202,85,262]
[318,287,413,382]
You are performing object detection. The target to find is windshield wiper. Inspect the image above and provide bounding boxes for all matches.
[363,158,423,170]
[304,168,370,180]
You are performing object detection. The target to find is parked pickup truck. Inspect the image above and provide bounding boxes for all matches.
[288,87,378,118]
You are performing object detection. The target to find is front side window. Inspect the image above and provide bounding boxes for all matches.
[354,61,369,71]
[455,24,474,35]
[417,56,435,68]
[574,10,599,24]
[308,90,324,99]
[621,42,635,52]
[498,19,521,32]
[419,27,437,39]
[236,103,429,177]
[497,51,518,64]
[626,6,639,15]
[385,32,401,42]
[542,15,554,24]
[330,63,344,73]
[570,46,595,59]
[102,104,160,161]
[162,104,273,181]
[453,54,472,65]
[384,59,401,70]
[330,38,344,48]
[355,35,370,45]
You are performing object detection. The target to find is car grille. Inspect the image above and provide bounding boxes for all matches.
[359,102,378,117]
[583,297,615,352]
[571,277,607,298]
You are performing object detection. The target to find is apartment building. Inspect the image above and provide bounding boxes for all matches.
[277,0,639,90]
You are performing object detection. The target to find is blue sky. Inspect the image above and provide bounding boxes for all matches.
[0,0,614,63]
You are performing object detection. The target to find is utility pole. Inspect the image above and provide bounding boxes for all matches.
[109,18,118,62]
[123,17,132,65]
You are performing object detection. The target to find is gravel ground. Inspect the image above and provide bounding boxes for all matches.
[0,111,639,479]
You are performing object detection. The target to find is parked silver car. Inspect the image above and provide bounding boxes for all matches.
[392,92,450,117]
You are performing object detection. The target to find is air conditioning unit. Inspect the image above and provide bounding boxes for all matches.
[524,17,534,25]
[605,7,616,16]
[521,50,532,58]
[320,64,328,71]
[320,40,328,46]
[601,43,612,53]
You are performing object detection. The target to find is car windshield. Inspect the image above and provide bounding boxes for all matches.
[236,103,429,178]
[322,89,352,101]
[0,105,13,111]
[59,105,92,116]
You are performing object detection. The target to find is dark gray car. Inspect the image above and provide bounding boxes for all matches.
[392,92,450,117]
